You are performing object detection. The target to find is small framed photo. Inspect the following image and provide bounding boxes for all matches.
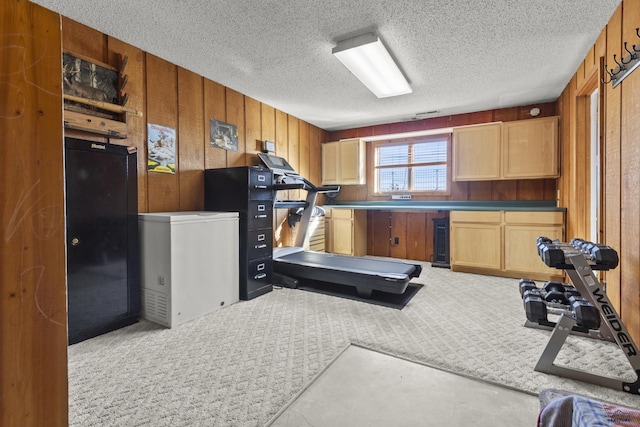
[264,140,276,152]
[210,119,238,151]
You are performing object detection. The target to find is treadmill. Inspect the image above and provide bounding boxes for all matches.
[257,152,422,298]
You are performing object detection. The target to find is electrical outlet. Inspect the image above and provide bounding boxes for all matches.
[391,195,411,200]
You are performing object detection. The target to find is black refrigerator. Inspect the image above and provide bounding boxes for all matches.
[65,137,140,345]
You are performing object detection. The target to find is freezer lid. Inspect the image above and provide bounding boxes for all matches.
[138,211,239,223]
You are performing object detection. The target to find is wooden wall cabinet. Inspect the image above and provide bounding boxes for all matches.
[325,208,367,256]
[502,116,559,179]
[452,116,559,181]
[452,123,502,181]
[321,138,366,185]
[450,210,564,281]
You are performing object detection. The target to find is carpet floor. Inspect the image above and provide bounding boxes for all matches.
[68,261,640,426]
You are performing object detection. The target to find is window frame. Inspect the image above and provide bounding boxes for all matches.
[372,133,452,196]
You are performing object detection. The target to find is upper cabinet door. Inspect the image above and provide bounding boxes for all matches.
[339,138,366,185]
[321,141,339,184]
[502,116,559,179]
[322,138,366,185]
[452,123,502,181]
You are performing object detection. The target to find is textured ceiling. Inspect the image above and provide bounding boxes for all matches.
[32,0,621,131]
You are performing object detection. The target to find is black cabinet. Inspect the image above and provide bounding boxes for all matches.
[65,137,140,344]
[205,166,273,300]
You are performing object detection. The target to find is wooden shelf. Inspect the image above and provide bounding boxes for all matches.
[63,109,128,138]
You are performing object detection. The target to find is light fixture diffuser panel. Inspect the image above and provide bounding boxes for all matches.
[333,33,411,98]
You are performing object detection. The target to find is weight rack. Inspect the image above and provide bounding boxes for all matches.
[531,237,640,395]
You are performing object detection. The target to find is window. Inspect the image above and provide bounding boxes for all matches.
[373,134,451,194]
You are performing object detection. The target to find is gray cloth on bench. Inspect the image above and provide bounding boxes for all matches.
[538,389,640,427]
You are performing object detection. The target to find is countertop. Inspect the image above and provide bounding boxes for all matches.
[322,200,564,212]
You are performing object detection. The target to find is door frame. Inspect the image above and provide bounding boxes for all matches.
[576,59,605,243]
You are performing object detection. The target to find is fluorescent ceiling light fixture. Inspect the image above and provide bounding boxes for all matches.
[333,33,412,98]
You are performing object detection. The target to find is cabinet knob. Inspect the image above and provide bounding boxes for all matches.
[71,237,80,246]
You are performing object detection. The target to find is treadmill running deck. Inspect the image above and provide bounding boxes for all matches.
[274,250,422,296]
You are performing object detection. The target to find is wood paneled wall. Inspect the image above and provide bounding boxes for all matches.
[557,0,640,345]
[1,1,67,426]
[2,4,327,425]
[327,103,558,261]
[61,17,326,246]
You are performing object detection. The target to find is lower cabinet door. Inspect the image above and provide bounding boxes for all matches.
[450,223,502,270]
[504,226,563,275]
[330,217,353,255]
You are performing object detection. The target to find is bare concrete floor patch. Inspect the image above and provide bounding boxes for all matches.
[268,344,540,427]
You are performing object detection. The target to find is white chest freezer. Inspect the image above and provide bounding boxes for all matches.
[138,211,239,327]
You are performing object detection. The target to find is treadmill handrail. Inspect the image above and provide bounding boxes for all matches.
[275,174,339,194]
[274,200,308,209]
[273,182,305,190]
[292,175,339,194]
[316,183,340,193]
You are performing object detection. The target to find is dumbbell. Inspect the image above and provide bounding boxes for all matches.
[519,278,537,298]
[545,281,581,298]
[562,284,581,298]
[570,238,619,270]
[537,236,554,257]
[569,295,601,330]
[542,281,569,305]
[543,281,565,292]
[537,237,568,260]
[538,244,567,268]
[570,238,586,249]
[523,294,547,323]
[522,288,541,299]
[589,244,619,269]
[571,238,592,252]
[572,238,604,257]
[583,242,597,253]
[537,236,553,245]
[537,240,586,269]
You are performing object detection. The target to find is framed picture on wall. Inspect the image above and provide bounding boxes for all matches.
[210,119,238,151]
[147,123,176,174]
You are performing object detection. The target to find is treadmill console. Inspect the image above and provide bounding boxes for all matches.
[257,151,340,194]
[257,152,297,177]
